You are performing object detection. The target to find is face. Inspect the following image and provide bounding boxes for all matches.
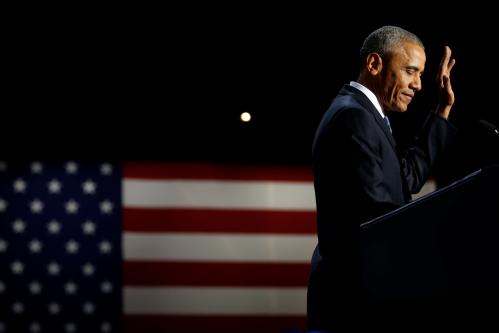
[378,42,426,112]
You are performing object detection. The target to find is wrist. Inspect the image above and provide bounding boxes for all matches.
[435,105,452,120]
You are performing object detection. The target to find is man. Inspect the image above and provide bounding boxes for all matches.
[307,26,456,332]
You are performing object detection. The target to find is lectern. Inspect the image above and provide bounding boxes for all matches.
[360,165,499,330]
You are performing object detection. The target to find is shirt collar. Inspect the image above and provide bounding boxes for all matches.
[349,81,385,119]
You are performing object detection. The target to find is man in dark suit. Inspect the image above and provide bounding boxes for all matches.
[307,26,457,332]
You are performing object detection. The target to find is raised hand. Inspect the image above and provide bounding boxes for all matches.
[436,46,456,119]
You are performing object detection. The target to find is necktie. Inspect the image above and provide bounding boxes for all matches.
[383,116,392,134]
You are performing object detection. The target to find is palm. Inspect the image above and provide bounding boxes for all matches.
[437,46,456,107]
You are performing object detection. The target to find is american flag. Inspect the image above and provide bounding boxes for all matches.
[0,160,121,333]
[0,161,319,333]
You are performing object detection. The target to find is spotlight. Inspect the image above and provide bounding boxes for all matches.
[240,112,251,122]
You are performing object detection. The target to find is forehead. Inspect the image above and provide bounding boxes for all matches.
[393,42,426,66]
[391,42,426,67]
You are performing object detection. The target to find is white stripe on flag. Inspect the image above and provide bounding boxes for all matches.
[124,287,307,315]
[123,179,316,210]
[123,232,317,262]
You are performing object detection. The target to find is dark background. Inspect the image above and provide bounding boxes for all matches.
[4,8,498,185]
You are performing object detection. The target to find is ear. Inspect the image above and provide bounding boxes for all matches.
[366,53,383,75]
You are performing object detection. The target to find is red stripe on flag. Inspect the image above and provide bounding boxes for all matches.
[124,261,310,287]
[123,162,313,181]
[123,208,317,234]
[124,315,306,333]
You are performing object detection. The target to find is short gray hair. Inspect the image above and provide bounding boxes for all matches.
[359,26,424,68]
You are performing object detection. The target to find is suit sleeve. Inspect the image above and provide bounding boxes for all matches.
[399,113,457,194]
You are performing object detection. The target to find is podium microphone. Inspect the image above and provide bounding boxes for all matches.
[478,119,499,137]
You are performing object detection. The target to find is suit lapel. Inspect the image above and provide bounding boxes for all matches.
[340,85,397,149]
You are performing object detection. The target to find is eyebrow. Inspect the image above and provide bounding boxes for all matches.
[406,65,421,71]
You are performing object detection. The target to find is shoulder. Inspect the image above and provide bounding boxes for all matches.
[327,102,375,132]
[316,85,378,136]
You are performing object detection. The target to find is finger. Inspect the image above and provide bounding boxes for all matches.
[439,46,451,68]
[440,74,452,88]
[442,75,449,89]
[438,46,452,78]
[447,58,456,73]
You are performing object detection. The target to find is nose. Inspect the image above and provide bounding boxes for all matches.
[409,75,422,92]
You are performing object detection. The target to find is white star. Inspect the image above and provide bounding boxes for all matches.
[12,302,24,314]
[100,322,112,332]
[99,240,112,254]
[0,198,7,213]
[65,161,78,174]
[82,179,97,194]
[28,239,43,253]
[29,322,41,333]
[82,220,96,235]
[47,179,62,194]
[29,281,42,295]
[12,219,26,233]
[48,302,60,314]
[65,322,76,333]
[13,178,27,193]
[82,263,95,276]
[100,163,113,175]
[66,239,79,254]
[0,161,7,171]
[31,161,43,174]
[0,281,5,293]
[11,260,24,274]
[47,262,61,275]
[65,199,79,214]
[100,200,114,214]
[0,239,7,252]
[64,281,78,295]
[47,220,61,234]
[30,198,44,214]
[83,302,95,314]
[101,281,113,293]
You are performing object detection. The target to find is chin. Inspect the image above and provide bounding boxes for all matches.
[387,107,407,113]
[394,104,409,112]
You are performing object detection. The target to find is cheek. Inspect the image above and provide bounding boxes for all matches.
[386,76,400,98]
[389,86,399,101]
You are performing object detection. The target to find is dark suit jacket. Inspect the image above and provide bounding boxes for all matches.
[307,84,456,331]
